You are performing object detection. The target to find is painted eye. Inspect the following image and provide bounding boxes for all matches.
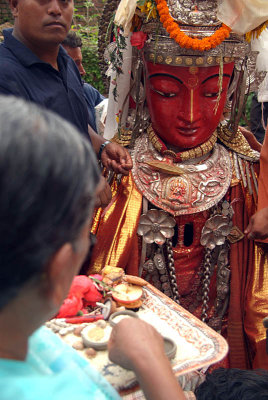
[204,92,219,98]
[153,89,176,98]
[204,89,225,98]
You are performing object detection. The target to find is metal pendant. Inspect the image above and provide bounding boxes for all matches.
[153,251,167,273]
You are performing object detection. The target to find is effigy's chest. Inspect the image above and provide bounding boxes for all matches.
[132,133,232,216]
[132,134,240,326]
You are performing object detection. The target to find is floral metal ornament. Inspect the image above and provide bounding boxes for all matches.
[137,209,175,245]
[200,215,232,250]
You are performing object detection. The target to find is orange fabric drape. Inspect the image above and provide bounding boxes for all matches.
[88,174,142,275]
[228,183,255,368]
[258,127,268,212]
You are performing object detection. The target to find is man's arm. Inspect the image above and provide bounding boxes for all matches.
[83,82,105,107]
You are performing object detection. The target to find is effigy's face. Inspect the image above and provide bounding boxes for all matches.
[145,61,234,150]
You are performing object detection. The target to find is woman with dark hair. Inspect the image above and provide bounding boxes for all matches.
[195,368,268,400]
[0,96,186,400]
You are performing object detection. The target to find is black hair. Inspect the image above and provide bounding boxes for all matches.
[62,31,82,48]
[195,368,268,400]
[0,95,100,309]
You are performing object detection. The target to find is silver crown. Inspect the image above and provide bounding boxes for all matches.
[167,0,219,26]
[142,22,250,66]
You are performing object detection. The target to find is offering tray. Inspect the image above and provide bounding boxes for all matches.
[50,283,228,395]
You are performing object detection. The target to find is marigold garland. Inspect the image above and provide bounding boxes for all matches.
[155,0,231,51]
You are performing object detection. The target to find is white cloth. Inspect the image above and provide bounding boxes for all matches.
[114,0,138,36]
[251,29,268,102]
[95,98,108,136]
[217,0,268,35]
[258,74,268,103]
[104,37,132,140]
[251,29,268,73]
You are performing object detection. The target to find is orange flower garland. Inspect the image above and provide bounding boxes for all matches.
[155,0,231,51]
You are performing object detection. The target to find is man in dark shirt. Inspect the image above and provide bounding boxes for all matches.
[0,0,132,205]
[0,28,90,138]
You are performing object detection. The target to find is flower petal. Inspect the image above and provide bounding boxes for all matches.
[137,224,152,236]
[219,225,232,236]
[147,209,160,223]
[204,218,216,230]
[139,214,154,225]
[160,216,176,228]
[160,227,174,239]
[207,241,216,250]
[143,230,155,244]
[154,231,166,246]
[200,232,214,247]
[215,236,226,246]
[157,210,170,224]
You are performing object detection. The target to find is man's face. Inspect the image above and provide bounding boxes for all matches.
[11,0,74,48]
[145,61,234,150]
[63,45,86,76]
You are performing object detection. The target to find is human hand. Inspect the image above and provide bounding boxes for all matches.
[245,207,268,240]
[101,142,133,176]
[108,318,165,371]
[94,176,112,208]
[108,318,186,400]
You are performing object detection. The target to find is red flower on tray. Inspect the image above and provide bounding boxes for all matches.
[56,275,103,318]
[130,31,147,49]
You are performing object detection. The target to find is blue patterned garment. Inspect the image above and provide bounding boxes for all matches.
[0,326,121,400]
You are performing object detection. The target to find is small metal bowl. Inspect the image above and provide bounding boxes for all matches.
[163,336,177,360]
[109,310,139,327]
[81,321,112,350]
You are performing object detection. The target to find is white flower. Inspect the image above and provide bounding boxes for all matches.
[114,0,138,36]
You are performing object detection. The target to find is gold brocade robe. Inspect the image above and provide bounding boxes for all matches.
[89,155,268,370]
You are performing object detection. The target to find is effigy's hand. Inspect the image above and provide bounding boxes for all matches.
[101,142,133,176]
[94,176,112,208]
[108,318,165,371]
[245,207,268,240]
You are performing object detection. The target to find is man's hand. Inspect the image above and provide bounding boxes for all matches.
[245,207,268,240]
[88,125,133,176]
[101,141,133,176]
[94,176,112,208]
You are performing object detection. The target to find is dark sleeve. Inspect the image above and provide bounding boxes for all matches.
[83,82,105,107]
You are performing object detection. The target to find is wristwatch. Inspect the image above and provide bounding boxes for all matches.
[98,140,111,160]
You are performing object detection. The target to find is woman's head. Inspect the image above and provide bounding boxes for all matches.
[195,368,268,400]
[0,95,100,311]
